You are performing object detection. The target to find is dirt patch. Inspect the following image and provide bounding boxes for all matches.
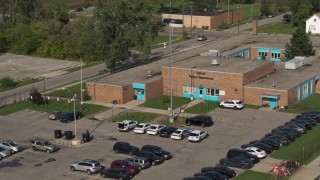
[0,53,82,80]
[150,115,167,124]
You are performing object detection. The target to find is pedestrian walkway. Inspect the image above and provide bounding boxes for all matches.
[251,156,284,174]
[290,156,320,180]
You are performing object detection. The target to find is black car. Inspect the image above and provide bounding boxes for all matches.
[100,168,133,179]
[274,131,295,141]
[141,145,172,160]
[194,171,228,180]
[201,166,236,178]
[267,135,290,146]
[159,126,177,138]
[48,110,63,120]
[227,149,259,163]
[286,124,307,134]
[135,150,164,165]
[294,117,317,126]
[287,121,312,130]
[281,128,301,138]
[58,112,83,123]
[250,143,273,154]
[183,176,211,180]
[113,142,140,156]
[220,157,254,169]
[185,115,214,127]
[259,139,280,150]
[296,113,320,122]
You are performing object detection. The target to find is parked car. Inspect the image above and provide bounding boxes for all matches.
[74,7,84,12]
[48,110,63,120]
[159,126,178,138]
[296,113,320,122]
[201,165,236,178]
[113,142,139,156]
[170,129,191,140]
[188,130,208,142]
[265,12,275,18]
[59,112,83,123]
[243,147,266,159]
[186,115,213,127]
[220,157,254,169]
[70,159,104,175]
[283,14,291,23]
[197,35,207,41]
[133,123,151,134]
[0,147,11,159]
[141,145,172,160]
[274,131,295,141]
[146,124,166,135]
[117,120,138,132]
[125,156,151,169]
[135,150,164,166]
[226,148,259,163]
[286,124,306,134]
[259,139,281,150]
[111,160,140,174]
[219,100,244,110]
[287,121,312,130]
[29,139,59,153]
[193,171,228,180]
[250,143,273,154]
[100,168,134,179]
[266,135,290,146]
[294,117,317,126]
[281,128,301,138]
[183,176,211,180]
[0,140,23,153]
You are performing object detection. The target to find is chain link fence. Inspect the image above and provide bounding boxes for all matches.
[0,90,31,108]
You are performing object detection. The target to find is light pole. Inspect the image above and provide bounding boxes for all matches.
[189,1,194,32]
[62,88,78,140]
[169,22,174,123]
[80,58,83,110]
[227,0,230,24]
[57,97,60,110]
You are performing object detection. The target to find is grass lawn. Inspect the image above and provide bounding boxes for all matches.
[185,101,219,114]
[109,111,161,123]
[0,100,107,117]
[47,83,86,98]
[39,0,85,4]
[245,104,260,109]
[284,94,320,114]
[140,95,190,110]
[234,170,283,180]
[258,23,296,35]
[66,61,103,73]
[271,124,320,164]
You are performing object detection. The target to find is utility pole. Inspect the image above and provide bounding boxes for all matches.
[227,0,230,24]
[189,1,194,32]
[80,58,83,110]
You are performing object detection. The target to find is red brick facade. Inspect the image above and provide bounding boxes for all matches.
[244,87,288,106]
[243,63,275,84]
[250,47,286,61]
[145,79,163,101]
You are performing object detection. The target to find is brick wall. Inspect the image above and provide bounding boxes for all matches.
[86,82,134,104]
[243,62,275,84]
[162,67,244,101]
[145,79,163,101]
[250,47,286,61]
[315,79,320,93]
[253,20,258,35]
[244,86,288,106]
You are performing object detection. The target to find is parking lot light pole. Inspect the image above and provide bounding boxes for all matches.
[62,88,78,140]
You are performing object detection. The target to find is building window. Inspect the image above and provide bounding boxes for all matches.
[314,18,317,22]
[206,88,219,96]
[258,52,268,57]
[183,85,196,94]
[309,25,316,31]
[271,52,281,59]
[302,85,308,95]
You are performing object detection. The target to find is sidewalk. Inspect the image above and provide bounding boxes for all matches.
[290,156,320,180]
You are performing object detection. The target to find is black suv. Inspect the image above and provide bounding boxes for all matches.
[135,150,164,166]
[227,149,259,163]
[113,142,140,156]
[141,145,172,160]
[159,126,177,138]
[185,115,213,127]
[59,112,83,123]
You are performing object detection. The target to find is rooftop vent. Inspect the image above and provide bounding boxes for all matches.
[211,59,220,66]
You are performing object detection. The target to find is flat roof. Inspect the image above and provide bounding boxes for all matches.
[245,56,320,90]
[226,42,285,55]
[164,56,272,74]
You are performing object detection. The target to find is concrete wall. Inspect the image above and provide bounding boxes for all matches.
[145,79,163,101]
[162,67,244,101]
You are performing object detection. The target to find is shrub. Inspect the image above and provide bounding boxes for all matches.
[218,21,230,31]
[0,76,17,89]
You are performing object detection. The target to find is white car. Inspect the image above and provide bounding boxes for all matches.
[0,147,11,159]
[146,124,165,135]
[117,120,138,132]
[197,35,207,41]
[0,140,23,153]
[134,123,151,134]
[219,100,244,110]
[244,147,266,159]
[188,130,208,142]
[170,129,191,140]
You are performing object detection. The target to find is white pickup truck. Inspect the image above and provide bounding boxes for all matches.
[117,120,138,132]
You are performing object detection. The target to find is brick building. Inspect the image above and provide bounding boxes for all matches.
[162,9,243,29]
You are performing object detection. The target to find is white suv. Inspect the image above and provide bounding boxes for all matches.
[134,123,151,134]
[146,124,165,135]
[117,120,138,132]
[219,100,244,110]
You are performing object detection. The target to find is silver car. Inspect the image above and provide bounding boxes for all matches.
[70,159,103,175]
[0,140,23,153]
[0,147,11,159]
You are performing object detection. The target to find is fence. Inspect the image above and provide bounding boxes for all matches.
[0,90,31,108]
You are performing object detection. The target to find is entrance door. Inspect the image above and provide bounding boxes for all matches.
[199,88,203,99]
[136,90,145,101]
[269,99,277,108]
[297,85,300,102]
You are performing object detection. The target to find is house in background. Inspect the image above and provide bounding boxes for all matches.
[306,13,320,34]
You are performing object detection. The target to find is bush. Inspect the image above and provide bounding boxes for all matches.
[29,89,44,105]
[82,89,92,101]
[181,29,189,40]
[202,25,209,29]
[162,96,170,104]
[218,21,230,31]
[0,76,17,89]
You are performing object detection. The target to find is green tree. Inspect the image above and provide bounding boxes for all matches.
[261,0,271,16]
[285,25,315,59]
[94,0,158,73]
[291,2,312,27]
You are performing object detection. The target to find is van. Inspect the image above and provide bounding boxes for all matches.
[126,156,151,169]
[227,149,259,163]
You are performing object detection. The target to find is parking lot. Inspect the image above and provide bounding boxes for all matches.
[0,108,296,180]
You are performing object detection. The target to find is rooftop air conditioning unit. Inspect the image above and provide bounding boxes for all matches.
[285,57,306,70]
[211,59,220,66]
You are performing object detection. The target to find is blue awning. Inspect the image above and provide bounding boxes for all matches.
[261,94,280,99]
